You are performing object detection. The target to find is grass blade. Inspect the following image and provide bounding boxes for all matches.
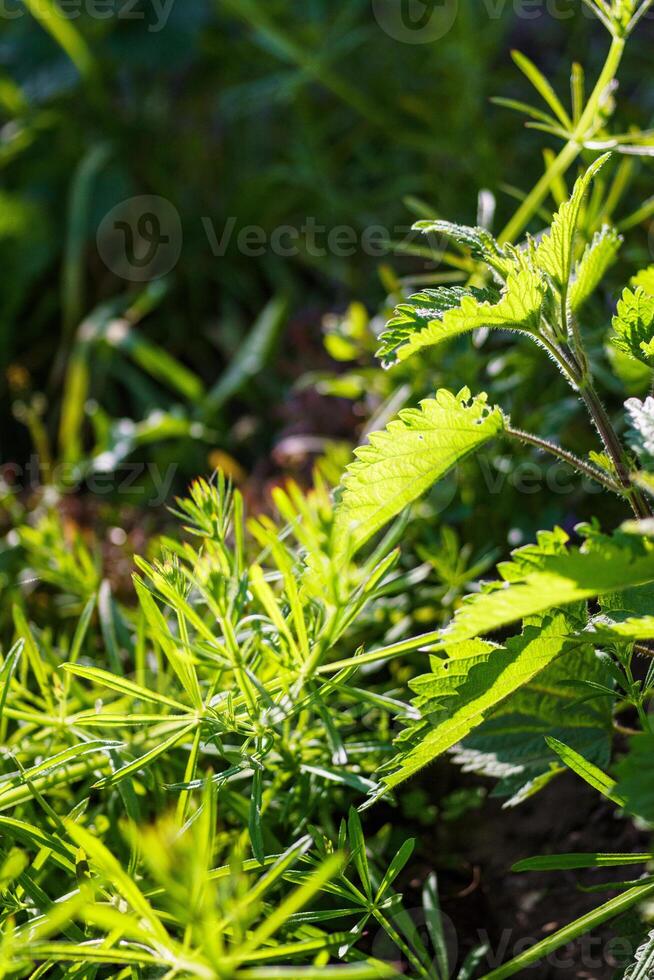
[62,663,189,711]
[204,295,288,414]
[513,852,654,872]
[545,737,625,806]
[21,0,97,79]
[92,722,197,788]
[481,881,654,979]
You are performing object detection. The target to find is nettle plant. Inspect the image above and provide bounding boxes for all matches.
[328,0,654,973]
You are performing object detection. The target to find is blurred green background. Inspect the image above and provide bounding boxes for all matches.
[1,0,653,507]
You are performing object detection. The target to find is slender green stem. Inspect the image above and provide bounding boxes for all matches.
[505,425,622,492]
[535,332,583,384]
[579,382,652,518]
[499,34,626,243]
[537,295,650,518]
[499,142,579,244]
[628,0,654,32]
[567,310,589,378]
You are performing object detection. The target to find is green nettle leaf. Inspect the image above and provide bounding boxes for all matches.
[376,285,498,368]
[438,528,654,645]
[588,615,654,641]
[334,388,504,558]
[611,287,654,365]
[411,219,513,277]
[631,265,654,296]
[381,613,580,792]
[625,396,654,467]
[569,225,622,312]
[452,641,613,805]
[534,154,609,290]
[376,267,545,367]
[615,735,654,824]
[585,582,654,641]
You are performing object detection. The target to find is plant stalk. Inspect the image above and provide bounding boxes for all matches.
[505,424,622,492]
[499,34,626,243]
[579,382,652,518]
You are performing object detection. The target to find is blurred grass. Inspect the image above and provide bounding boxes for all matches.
[0,0,653,486]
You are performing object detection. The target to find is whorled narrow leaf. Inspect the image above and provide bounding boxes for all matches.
[513,853,654,872]
[545,736,625,805]
[0,640,22,728]
[377,267,544,367]
[534,154,610,290]
[20,945,182,971]
[347,807,372,898]
[21,0,97,79]
[92,722,197,789]
[64,819,170,943]
[61,663,189,711]
[510,50,572,129]
[0,816,76,870]
[334,389,504,558]
[0,740,123,799]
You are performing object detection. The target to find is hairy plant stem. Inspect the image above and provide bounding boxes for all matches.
[505,424,622,492]
[568,311,590,378]
[539,317,651,519]
[578,380,652,518]
[537,331,584,382]
[499,33,626,244]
